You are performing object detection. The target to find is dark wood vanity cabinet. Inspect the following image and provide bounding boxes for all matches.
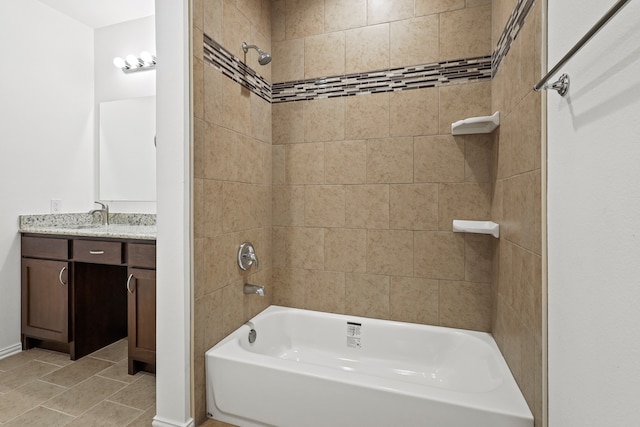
[127,243,156,374]
[20,234,156,374]
[21,236,71,345]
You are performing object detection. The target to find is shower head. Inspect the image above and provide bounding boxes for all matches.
[242,41,272,66]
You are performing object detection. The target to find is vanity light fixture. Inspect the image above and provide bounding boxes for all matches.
[113,51,156,73]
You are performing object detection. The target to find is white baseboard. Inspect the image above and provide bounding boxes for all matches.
[152,416,195,427]
[0,342,22,360]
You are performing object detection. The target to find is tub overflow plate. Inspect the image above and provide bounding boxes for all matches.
[248,329,257,344]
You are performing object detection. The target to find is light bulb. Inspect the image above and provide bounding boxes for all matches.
[140,51,156,65]
[113,57,127,68]
[126,54,140,68]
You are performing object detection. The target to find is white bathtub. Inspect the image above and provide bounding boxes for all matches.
[206,305,533,427]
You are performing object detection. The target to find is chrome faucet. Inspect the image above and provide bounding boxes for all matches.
[238,242,259,271]
[243,284,265,296]
[89,201,109,226]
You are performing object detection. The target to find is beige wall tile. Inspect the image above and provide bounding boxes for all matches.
[204,234,235,293]
[367,137,414,183]
[389,88,439,136]
[510,91,541,176]
[203,180,223,236]
[203,0,223,42]
[325,228,367,273]
[194,238,206,300]
[259,0,272,40]
[272,267,307,307]
[285,0,324,39]
[345,184,389,229]
[237,0,262,28]
[192,0,204,30]
[203,65,223,126]
[282,226,325,270]
[272,38,304,83]
[390,16,439,68]
[272,145,286,185]
[367,0,414,25]
[503,171,541,254]
[262,142,273,184]
[389,184,438,230]
[415,0,465,16]
[324,0,367,32]
[250,91,272,144]
[222,281,245,335]
[193,118,206,179]
[193,57,204,120]
[414,231,465,279]
[222,2,251,59]
[325,140,367,184]
[440,280,492,331]
[273,101,304,144]
[345,273,390,318]
[467,0,491,6]
[285,143,324,184]
[438,182,492,230]
[367,230,413,276]
[304,32,346,79]
[345,24,389,74]
[305,185,346,227]
[390,276,439,324]
[305,270,346,313]
[194,289,224,355]
[465,234,493,283]
[414,135,465,182]
[222,79,252,135]
[273,185,305,226]
[204,125,262,182]
[439,81,492,134]
[304,97,345,142]
[271,0,286,42]
[439,5,492,60]
[464,134,493,183]
[345,93,390,139]
[222,182,254,232]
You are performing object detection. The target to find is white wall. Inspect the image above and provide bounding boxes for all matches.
[94,15,157,212]
[0,0,94,355]
[547,0,640,425]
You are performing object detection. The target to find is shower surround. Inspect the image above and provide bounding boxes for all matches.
[192,0,543,425]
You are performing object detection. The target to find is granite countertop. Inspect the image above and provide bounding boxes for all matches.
[19,213,156,241]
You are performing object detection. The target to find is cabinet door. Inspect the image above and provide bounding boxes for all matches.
[21,258,70,343]
[127,267,156,373]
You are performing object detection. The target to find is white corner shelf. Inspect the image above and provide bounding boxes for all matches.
[452,220,500,238]
[451,111,500,135]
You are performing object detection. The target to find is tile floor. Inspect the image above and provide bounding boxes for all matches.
[0,339,155,426]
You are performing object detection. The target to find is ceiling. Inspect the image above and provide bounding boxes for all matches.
[37,0,154,28]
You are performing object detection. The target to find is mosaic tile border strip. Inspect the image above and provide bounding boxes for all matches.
[492,0,536,75]
[203,0,533,104]
[271,57,492,103]
[203,34,271,103]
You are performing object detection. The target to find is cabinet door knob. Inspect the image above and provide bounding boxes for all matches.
[58,266,67,286]
[126,273,135,294]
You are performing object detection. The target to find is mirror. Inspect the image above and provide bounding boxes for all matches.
[99,96,156,201]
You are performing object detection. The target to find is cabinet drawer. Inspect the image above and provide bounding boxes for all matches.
[22,236,69,260]
[128,243,156,269]
[73,240,123,265]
